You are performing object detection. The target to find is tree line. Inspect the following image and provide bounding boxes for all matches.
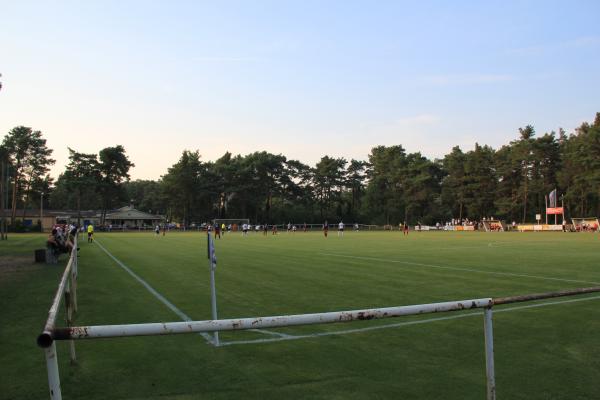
[1,113,599,232]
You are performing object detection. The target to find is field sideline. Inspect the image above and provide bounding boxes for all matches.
[2,231,600,399]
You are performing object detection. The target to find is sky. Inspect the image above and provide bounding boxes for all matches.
[1,0,599,180]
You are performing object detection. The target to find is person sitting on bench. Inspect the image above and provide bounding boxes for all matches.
[47,228,73,254]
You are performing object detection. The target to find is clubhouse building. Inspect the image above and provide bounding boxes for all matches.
[1,205,164,232]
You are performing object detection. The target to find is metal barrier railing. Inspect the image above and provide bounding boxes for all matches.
[37,247,600,400]
[38,235,78,399]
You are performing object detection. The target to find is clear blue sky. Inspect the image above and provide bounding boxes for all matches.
[1,1,599,179]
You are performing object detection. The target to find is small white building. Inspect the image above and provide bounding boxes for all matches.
[104,206,164,228]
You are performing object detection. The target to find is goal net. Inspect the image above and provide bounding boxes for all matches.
[213,219,250,231]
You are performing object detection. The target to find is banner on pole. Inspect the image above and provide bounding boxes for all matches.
[207,232,217,269]
[548,189,557,208]
[546,207,564,215]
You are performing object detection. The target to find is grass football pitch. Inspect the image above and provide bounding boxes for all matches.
[2,230,600,399]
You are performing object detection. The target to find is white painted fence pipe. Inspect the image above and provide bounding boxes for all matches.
[483,307,496,400]
[44,342,62,400]
[209,266,219,346]
[71,236,78,313]
[38,250,76,346]
[208,232,219,346]
[48,298,493,342]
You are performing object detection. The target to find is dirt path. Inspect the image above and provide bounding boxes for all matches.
[0,255,45,281]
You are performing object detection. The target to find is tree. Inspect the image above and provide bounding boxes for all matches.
[1,126,54,225]
[61,148,101,224]
[123,179,166,215]
[364,146,408,224]
[558,114,600,217]
[241,151,287,222]
[462,144,496,219]
[402,152,443,224]
[442,146,467,220]
[514,126,536,222]
[98,146,134,224]
[31,111,600,226]
[280,159,314,222]
[161,150,207,226]
[210,152,243,219]
[0,145,8,239]
[344,159,368,221]
[494,144,520,221]
[313,156,347,219]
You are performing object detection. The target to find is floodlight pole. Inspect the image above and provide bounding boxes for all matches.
[207,231,220,346]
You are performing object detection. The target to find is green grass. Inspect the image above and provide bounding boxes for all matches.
[2,230,600,399]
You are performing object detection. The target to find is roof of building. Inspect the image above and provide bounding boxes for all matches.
[3,206,163,220]
[105,206,163,220]
[2,209,97,218]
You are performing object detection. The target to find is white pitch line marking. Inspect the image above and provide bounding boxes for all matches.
[95,240,218,345]
[250,329,295,338]
[320,253,600,286]
[219,294,600,346]
[95,240,293,342]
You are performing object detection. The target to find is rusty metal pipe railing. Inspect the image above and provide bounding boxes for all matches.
[39,268,600,400]
[41,287,600,345]
[37,253,75,348]
[46,298,494,342]
[38,236,79,348]
[38,236,78,400]
[492,286,600,305]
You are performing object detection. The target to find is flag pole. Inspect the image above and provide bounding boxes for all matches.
[555,189,558,225]
[207,230,220,346]
[545,195,548,225]
[562,194,565,226]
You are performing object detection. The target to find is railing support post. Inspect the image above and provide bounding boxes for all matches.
[210,266,219,346]
[44,341,62,400]
[64,282,77,364]
[71,238,78,313]
[484,306,496,400]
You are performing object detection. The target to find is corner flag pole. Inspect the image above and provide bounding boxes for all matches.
[207,231,220,346]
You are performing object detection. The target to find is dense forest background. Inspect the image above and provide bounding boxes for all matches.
[1,113,600,226]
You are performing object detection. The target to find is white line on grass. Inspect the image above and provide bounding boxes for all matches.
[94,240,293,342]
[219,294,600,346]
[250,329,295,338]
[320,253,600,286]
[95,240,217,345]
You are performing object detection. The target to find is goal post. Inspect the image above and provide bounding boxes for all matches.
[212,218,250,231]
